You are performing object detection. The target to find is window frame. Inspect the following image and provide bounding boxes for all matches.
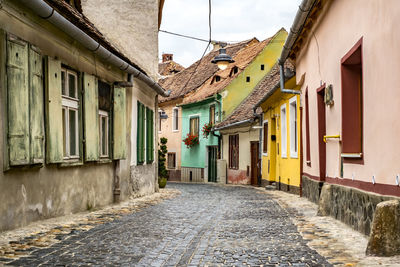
[263,119,268,156]
[61,67,80,160]
[189,115,200,136]
[99,109,109,158]
[289,96,298,158]
[167,152,176,169]
[209,104,215,125]
[280,103,287,158]
[305,87,311,166]
[172,107,179,132]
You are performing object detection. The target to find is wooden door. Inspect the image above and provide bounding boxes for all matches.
[317,85,326,181]
[208,146,217,182]
[250,141,259,186]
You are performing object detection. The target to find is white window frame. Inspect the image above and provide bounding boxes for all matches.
[262,119,268,157]
[189,113,201,136]
[61,68,79,159]
[289,96,298,158]
[167,152,176,169]
[172,107,179,132]
[280,104,287,158]
[99,110,109,158]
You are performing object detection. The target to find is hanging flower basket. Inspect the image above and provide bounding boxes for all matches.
[202,122,213,139]
[183,133,199,148]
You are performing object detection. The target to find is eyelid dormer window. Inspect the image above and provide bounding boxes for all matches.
[230,66,239,77]
[211,75,221,84]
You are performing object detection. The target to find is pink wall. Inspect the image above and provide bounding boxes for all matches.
[298,0,400,187]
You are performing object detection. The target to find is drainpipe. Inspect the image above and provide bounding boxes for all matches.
[213,96,223,159]
[278,0,316,95]
[18,0,170,97]
[253,107,263,186]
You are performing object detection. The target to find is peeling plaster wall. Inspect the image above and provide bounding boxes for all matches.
[81,0,159,79]
[0,2,131,231]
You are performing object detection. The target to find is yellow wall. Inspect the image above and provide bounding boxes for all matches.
[260,77,301,188]
[221,29,287,119]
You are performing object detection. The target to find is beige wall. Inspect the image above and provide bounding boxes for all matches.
[221,126,260,172]
[81,0,159,79]
[0,2,132,230]
[159,101,182,170]
[298,0,400,185]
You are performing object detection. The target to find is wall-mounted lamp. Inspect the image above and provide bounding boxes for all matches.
[211,43,234,70]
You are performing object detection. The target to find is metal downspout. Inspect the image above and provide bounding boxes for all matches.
[18,0,169,97]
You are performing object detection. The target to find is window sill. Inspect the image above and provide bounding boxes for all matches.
[172,130,179,133]
[58,160,83,168]
[290,153,298,159]
[262,153,268,157]
[97,158,112,164]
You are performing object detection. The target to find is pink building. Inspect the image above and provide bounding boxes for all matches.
[279,0,400,255]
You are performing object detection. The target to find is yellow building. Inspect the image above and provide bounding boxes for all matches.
[255,65,301,194]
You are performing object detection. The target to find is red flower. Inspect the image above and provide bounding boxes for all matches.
[202,123,213,139]
[183,133,199,148]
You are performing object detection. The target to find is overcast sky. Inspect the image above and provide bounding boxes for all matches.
[159,0,302,67]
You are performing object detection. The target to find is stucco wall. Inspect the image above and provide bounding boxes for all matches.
[181,101,220,168]
[221,29,287,119]
[221,126,260,184]
[159,100,182,171]
[0,3,131,231]
[260,79,301,189]
[298,0,400,188]
[81,0,159,79]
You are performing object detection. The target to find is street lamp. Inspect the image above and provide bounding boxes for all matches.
[211,43,234,70]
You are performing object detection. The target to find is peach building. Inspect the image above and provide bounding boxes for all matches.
[279,0,400,244]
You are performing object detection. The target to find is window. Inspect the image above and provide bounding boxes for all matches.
[230,66,238,77]
[167,152,176,169]
[137,101,145,164]
[289,96,298,158]
[246,76,250,82]
[189,116,199,136]
[261,64,265,70]
[209,105,215,125]
[263,120,268,154]
[98,80,111,158]
[61,68,79,159]
[172,107,179,131]
[341,38,363,159]
[146,107,154,163]
[305,88,311,165]
[229,134,239,169]
[280,104,287,158]
[137,102,154,164]
[215,75,220,82]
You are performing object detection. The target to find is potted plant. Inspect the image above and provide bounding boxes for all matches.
[202,122,213,139]
[183,133,199,148]
[158,137,168,188]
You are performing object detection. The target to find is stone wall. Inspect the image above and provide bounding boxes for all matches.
[130,164,157,197]
[317,183,396,236]
[301,176,323,204]
[275,182,300,196]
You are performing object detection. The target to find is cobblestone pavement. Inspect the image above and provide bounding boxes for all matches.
[2,183,333,266]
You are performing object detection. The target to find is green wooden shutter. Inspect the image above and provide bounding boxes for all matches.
[141,104,145,163]
[137,101,143,164]
[150,109,154,162]
[29,45,44,164]
[6,35,30,166]
[113,86,126,159]
[45,56,63,163]
[83,73,99,161]
[146,107,150,163]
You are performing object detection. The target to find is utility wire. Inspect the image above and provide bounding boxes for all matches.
[159,30,210,43]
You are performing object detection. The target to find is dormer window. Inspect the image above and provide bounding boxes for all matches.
[230,66,239,77]
[64,0,83,12]
[211,75,221,84]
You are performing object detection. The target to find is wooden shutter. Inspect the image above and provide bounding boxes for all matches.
[29,45,44,164]
[83,73,99,161]
[234,135,239,169]
[146,107,150,163]
[6,35,30,166]
[113,86,126,159]
[148,109,154,162]
[44,56,63,163]
[263,122,268,153]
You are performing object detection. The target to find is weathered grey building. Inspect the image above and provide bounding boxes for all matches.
[0,0,167,231]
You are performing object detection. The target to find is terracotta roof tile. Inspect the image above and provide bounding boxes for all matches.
[158,60,184,76]
[215,60,295,129]
[158,38,259,103]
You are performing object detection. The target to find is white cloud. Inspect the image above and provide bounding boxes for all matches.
[159,0,302,67]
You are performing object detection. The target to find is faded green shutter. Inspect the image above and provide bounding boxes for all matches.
[137,101,143,164]
[83,73,99,161]
[146,107,150,163]
[45,56,63,163]
[150,109,154,162]
[29,45,44,164]
[6,35,30,166]
[113,86,126,159]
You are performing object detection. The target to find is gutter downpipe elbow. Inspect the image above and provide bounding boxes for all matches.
[279,62,300,95]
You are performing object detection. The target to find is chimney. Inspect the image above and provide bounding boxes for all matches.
[162,53,173,63]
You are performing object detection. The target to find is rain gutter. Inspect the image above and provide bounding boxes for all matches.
[213,119,253,131]
[278,0,316,95]
[18,0,169,97]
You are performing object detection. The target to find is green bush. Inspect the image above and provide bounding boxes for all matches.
[158,137,168,181]
[158,177,167,188]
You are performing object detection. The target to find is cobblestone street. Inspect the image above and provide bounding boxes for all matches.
[2,183,334,266]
